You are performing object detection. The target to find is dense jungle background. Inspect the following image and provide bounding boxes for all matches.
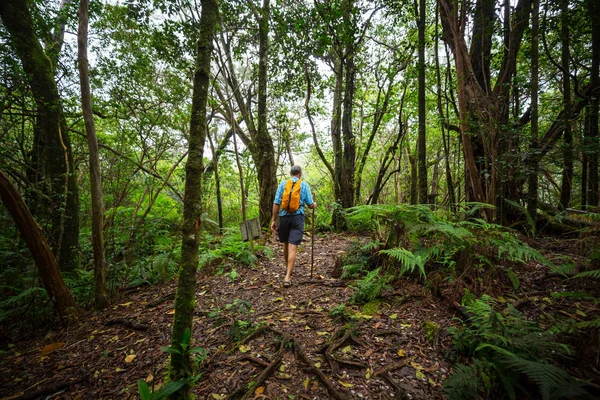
[1,0,600,398]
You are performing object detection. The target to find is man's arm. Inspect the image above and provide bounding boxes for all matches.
[271,203,280,233]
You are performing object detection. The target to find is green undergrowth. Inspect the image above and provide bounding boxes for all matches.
[444,292,589,400]
[198,228,272,272]
[341,204,549,304]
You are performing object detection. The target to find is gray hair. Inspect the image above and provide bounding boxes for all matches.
[290,165,302,176]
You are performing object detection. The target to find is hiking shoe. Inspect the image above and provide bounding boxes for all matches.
[283,280,291,288]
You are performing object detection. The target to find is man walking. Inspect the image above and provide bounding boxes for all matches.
[271,165,317,287]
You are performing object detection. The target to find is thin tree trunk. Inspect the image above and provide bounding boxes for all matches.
[435,3,456,211]
[588,0,600,206]
[0,169,79,323]
[169,0,217,396]
[527,0,540,218]
[208,132,223,233]
[416,0,428,204]
[559,0,573,210]
[78,0,108,309]
[0,0,80,271]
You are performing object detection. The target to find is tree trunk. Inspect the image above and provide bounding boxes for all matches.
[527,0,540,218]
[0,0,80,271]
[559,0,573,210]
[435,2,455,211]
[255,0,276,227]
[588,0,600,207]
[0,169,79,323]
[416,0,428,204]
[207,132,223,233]
[169,0,217,396]
[78,0,108,309]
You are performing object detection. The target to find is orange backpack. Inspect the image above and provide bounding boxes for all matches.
[281,179,302,213]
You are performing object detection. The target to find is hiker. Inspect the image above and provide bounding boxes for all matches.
[271,165,317,287]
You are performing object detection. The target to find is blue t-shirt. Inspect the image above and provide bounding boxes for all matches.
[273,176,314,216]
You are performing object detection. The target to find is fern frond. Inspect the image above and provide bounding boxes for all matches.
[503,357,586,400]
[380,247,427,278]
[572,269,600,280]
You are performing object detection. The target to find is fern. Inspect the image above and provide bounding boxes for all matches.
[444,360,493,400]
[503,357,586,400]
[380,247,427,278]
[349,268,389,304]
[572,269,600,280]
[445,294,584,400]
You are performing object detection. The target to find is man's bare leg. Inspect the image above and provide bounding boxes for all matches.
[284,243,298,282]
[283,242,289,265]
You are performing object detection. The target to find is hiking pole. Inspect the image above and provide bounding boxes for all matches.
[311,205,315,279]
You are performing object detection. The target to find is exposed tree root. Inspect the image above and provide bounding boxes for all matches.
[146,292,174,308]
[238,354,269,368]
[103,319,148,331]
[293,339,351,400]
[10,377,85,400]
[239,336,288,400]
[381,372,409,400]
[373,357,414,377]
[233,326,351,400]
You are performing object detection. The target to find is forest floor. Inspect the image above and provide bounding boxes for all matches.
[1,232,598,400]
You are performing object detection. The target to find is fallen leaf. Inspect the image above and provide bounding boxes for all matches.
[416,370,426,380]
[255,386,265,395]
[211,394,227,400]
[365,369,371,380]
[303,377,310,390]
[341,345,352,354]
[273,297,284,302]
[411,362,424,370]
[289,304,297,309]
[401,323,412,328]
[119,302,133,307]
[397,349,405,357]
[317,331,329,336]
[145,373,154,383]
[314,362,321,368]
[389,313,398,319]
[279,365,286,372]
[115,367,126,372]
[338,380,354,388]
[239,345,251,353]
[40,342,65,356]
[125,354,136,363]
[167,309,175,315]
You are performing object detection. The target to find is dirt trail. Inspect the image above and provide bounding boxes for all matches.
[0,233,452,399]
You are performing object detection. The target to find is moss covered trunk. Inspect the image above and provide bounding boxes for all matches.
[255,0,276,228]
[0,0,80,271]
[0,169,79,323]
[169,0,217,397]
[78,0,108,309]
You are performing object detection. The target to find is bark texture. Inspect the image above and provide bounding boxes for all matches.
[169,0,217,396]
[78,0,108,309]
[0,169,78,323]
[0,0,80,271]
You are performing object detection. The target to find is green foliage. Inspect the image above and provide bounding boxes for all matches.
[340,240,379,279]
[346,204,547,283]
[137,379,189,400]
[198,230,265,270]
[572,269,600,280]
[445,293,585,400]
[349,268,390,304]
[506,267,520,292]
[380,247,427,278]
